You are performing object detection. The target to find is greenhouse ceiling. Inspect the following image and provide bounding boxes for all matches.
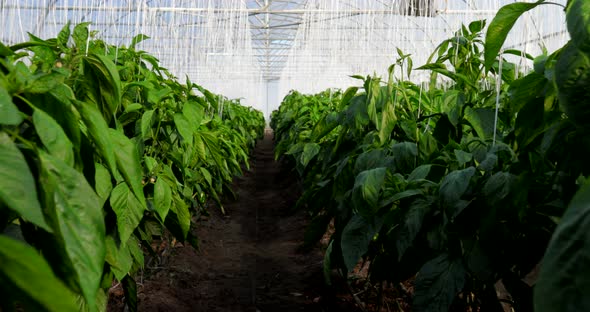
[0,0,569,113]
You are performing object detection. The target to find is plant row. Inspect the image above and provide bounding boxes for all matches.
[272,1,590,311]
[0,22,265,311]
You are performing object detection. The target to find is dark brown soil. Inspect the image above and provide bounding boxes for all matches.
[108,132,361,312]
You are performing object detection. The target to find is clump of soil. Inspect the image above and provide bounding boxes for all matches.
[108,133,363,312]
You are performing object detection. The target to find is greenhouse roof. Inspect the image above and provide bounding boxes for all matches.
[0,0,569,116]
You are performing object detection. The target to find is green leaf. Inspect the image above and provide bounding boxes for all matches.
[0,87,23,125]
[130,34,150,49]
[392,142,418,174]
[83,54,122,119]
[454,149,472,166]
[0,235,78,312]
[26,72,65,94]
[109,129,146,207]
[555,42,590,128]
[169,196,191,240]
[154,178,172,221]
[414,254,466,312]
[464,107,496,140]
[140,110,154,140]
[57,21,71,47]
[397,198,433,261]
[379,98,397,145]
[75,100,117,174]
[174,113,193,145]
[300,143,320,168]
[94,163,112,207]
[182,101,204,131]
[72,22,90,50]
[0,133,51,232]
[535,178,590,312]
[484,1,545,72]
[341,215,382,271]
[439,167,475,208]
[352,168,387,215]
[110,183,145,244]
[567,0,590,53]
[39,151,105,309]
[482,172,514,205]
[104,235,132,281]
[33,109,75,166]
[408,165,432,182]
[122,275,138,312]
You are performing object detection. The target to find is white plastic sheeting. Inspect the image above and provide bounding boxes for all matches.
[0,0,569,120]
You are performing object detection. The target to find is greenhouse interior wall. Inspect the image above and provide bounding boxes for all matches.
[0,0,568,121]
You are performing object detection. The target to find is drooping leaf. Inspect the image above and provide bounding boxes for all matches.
[439,167,476,209]
[39,151,105,309]
[534,178,590,312]
[170,196,191,240]
[303,214,332,249]
[0,87,23,125]
[566,0,590,53]
[408,165,432,181]
[352,167,387,215]
[0,236,78,312]
[555,42,590,128]
[484,1,546,72]
[110,183,145,244]
[300,143,320,168]
[33,109,75,166]
[94,162,113,207]
[341,215,383,271]
[454,149,472,166]
[174,113,193,145]
[122,275,138,312]
[104,235,132,281]
[140,109,154,140]
[109,129,146,207]
[323,241,334,285]
[154,178,172,221]
[397,198,433,261]
[75,100,117,174]
[0,133,51,232]
[414,254,466,312]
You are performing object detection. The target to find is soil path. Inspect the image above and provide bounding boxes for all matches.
[114,132,358,312]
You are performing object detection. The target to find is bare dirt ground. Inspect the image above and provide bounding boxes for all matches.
[108,132,361,312]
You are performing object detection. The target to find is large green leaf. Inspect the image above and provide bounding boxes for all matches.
[555,42,590,128]
[154,178,172,221]
[72,22,90,49]
[83,54,122,119]
[567,0,590,53]
[0,235,78,312]
[75,100,117,174]
[140,109,154,140]
[0,86,23,125]
[464,107,496,140]
[352,167,387,215]
[0,133,51,232]
[414,254,466,312]
[379,98,397,145]
[167,197,191,240]
[174,113,193,145]
[33,109,75,166]
[439,167,475,212]
[39,151,105,309]
[341,215,383,271]
[104,235,133,281]
[484,1,546,72]
[109,129,146,207]
[110,183,145,244]
[94,163,113,207]
[396,198,433,261]
[534,178,590,312]
[182,101,204,131]
[300,142,320,168]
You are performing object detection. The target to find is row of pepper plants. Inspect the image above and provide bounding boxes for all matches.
[272,1,590,311]
[0,22,265,311]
